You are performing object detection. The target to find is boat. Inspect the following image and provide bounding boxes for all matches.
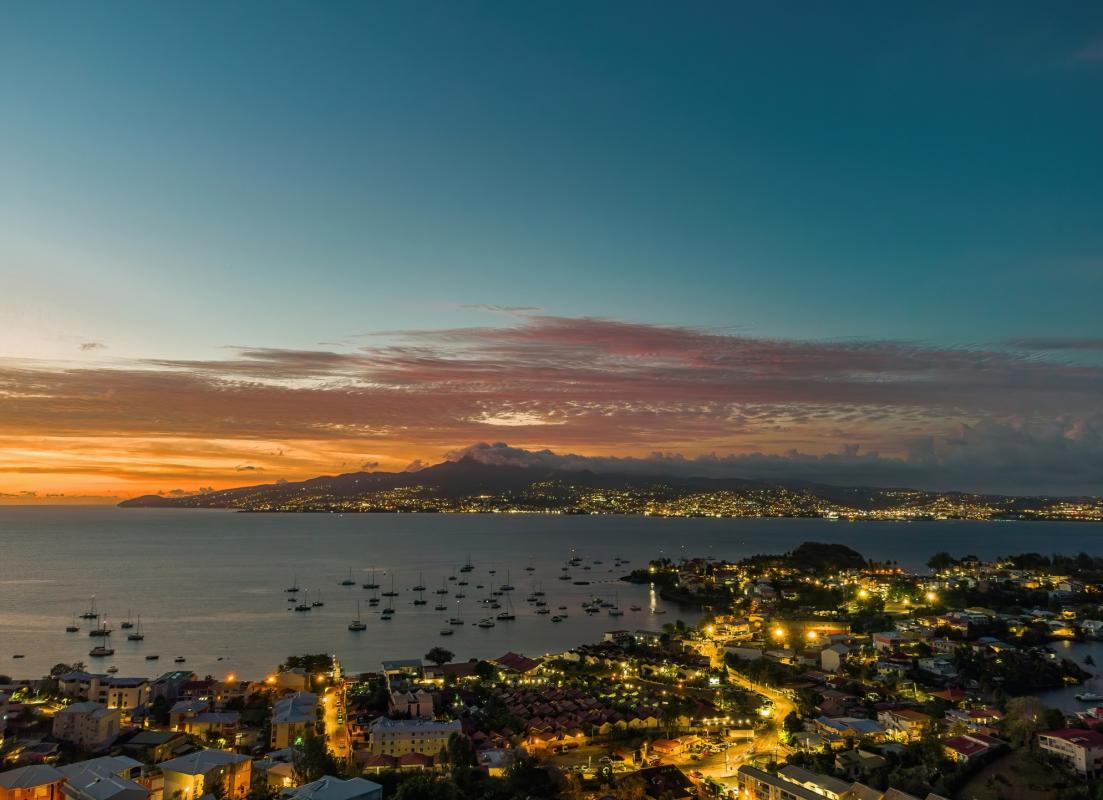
[439,628,454,636]
[380,613,392,621]
[349,601,367,631]
[294,602,311,612]
[434,602,447,611]
[368,596,380,606]
[454,592,466,599]
[89,618,113,637]
[145,654,159,661]
[651,609,667,615]
[458,579,468,586]
[435,579,449,595]
[1076,692,1103,702]
[89,645,114,657]
[106,666,119,674]
[573,580,590,586]
[12,654,24,659]
[285,576,299,593]
[174,656,186,663]
[536,608,550,615]
[499,570,514,592]
[413,573,427,592]
[496,595,516,621]
[449,617,465,626]
[66,614,79,633]
[79,596,99,619]
[362,568,380,590]
[477,618,495,628]
[551,615,563,623]
[382,605,395,615]
[558,574,571,581]
[127,616,145,641]
[629,605,642,612]
[460,553,474,572]
[608,607,624,616]
[524,566,535,572]
[341,568,356,586]
[120,610,134,630]
[382,574,398,597]
[312,590,324,607]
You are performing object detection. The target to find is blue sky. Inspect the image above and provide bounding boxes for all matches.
[1,2,1102,497]
[3,1,1101,361]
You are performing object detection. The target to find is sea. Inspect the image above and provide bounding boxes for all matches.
[1,507,1101,682]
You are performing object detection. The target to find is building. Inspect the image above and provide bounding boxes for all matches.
[149,673,195,704]
[737,765,833,800]
[777,765,851,799]
[58,758,148,800]
[57,675,150,714]
[366,718,462,757]
[942,733,1002,764]
[158,750,250,800]
[388,690,433,719]
[52,703,121,750]
[270,693,318,749]
[272,670,310,694]
[1038,729,1103,777]
[0,766,67,800]
[1,692,9,743]
[877,709,931,742]
[169,700,210,730]
[820,644,849,673]
[120,731,189,764]
[279,776,382,800]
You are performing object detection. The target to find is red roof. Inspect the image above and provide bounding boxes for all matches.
[494,652,541,673]
[359,754,396,768]
[397,752,434,767]
[944,736,990,757]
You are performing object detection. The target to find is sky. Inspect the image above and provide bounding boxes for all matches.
[1,2,1102,501]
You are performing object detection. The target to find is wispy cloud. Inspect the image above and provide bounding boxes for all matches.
[79,341,106,351]
[1,315,1101,496]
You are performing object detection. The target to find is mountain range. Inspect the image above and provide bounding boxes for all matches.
[118,456,1098,519]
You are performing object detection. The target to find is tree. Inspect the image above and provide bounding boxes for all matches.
[293,731,341,783]
[474,661,498,682]
[445,732,477,771]
[927,553,956,572]
[393,775,461,800]
[1004,696,1050,748]
[424,647,454,666]
[246,776,278,800]
[204,772,229,800]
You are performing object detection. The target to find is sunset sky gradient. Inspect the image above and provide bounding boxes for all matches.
[2,2,1101,500]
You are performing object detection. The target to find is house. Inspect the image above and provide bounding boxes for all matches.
[737,765,832,800]
[942,734,1002,764]
[821,644,849,673]
[877,709,932,742]
[273,670,310,693]
[778,765,852,799]
[279,776,382,800]
[365,718,462,757]
[917,658,957,680]
[270,693,318,749]
[380,661,424,683]
[169,700,210,730]
[1038,729,1103,777]
[388,690,434,719]
[149,672,195,704]
[58,758,148,800]
[120,731,189,763]
[0,767,67,800]
[158,750,251,800]
[52,703,121,750]
[631,765,693,800]
[834,749,887,780]
[491,653,541,676]
[182,713,240,743]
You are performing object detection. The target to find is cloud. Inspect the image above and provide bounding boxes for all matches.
[403,459,427,473]
[1071,36,1103,64]
[362,461,380,470]
[235,464,264,472]
[79,341,106,351]
[458,304,541,314]
[1,315,1101,496]
[1007,337,1103,352]
[450,420,1103,495]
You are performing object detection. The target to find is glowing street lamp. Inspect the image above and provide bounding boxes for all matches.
[926,591,939,603]
[857,588,869,600]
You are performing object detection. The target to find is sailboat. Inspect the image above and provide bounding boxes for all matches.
[285,576,299,593]
[341,568,356,586]
[382,574,398,597]
[496,594,516,621]
[499,570,514,592]
[312,590,325,607]
[127,615,145,641]
[348,601,367,631]
[89,617,113,637]
[79,596,98,619]
[448,601,465,626]
[66,614,79,633]
[608,592,624,616]
[412,573,427,592]
[121,610,134,629]
[362,567,380,590]
[460,552,474,572]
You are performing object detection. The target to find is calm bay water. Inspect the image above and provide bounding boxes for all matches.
[0,508,1101,681]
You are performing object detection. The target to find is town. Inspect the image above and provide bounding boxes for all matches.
[5,543,1103,800]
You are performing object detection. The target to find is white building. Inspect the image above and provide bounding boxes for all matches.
[366,718,462,757]
[53,703,122,750]
[1038,729,1103,777]
[820,644,849,673]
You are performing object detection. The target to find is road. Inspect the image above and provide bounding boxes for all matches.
[322,687,351,760]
